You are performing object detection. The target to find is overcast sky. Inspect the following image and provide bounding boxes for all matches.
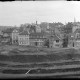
[0,1,79,26]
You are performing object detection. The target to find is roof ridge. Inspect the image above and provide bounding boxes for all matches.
[56,34,61,39]
[19,30,29,35]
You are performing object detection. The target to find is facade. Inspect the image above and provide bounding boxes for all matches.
[18,31,29,45]
[68,33,75,48]
[0,31,3,35]
[74,29,80,48]
[49,34,63,48]
[68,29,80,48]
[12,29,19,44]
[29,32,46,47]
[48,23,63,48]
[49,36,54,48]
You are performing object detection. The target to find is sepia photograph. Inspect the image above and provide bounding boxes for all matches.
[0,1,80,79]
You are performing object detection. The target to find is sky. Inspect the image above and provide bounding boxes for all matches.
[0,1,79,27]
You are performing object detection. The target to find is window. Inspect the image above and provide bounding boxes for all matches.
[56,44,60,47]
[76,33,80,38]
[20,38,22,40]
[56,40,59,43]
[20,41,22,45]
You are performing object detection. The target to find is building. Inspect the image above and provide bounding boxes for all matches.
[18,31,29,45]
[68,29,80,48]
[0,30,3,36]
[74,29,80,48]
[68,33,75,48]
[49,34,63,48]
[29,32,46,47]
[12,29,19,44]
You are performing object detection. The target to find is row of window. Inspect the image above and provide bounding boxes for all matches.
[76,33,80,38]
[30,42,43,46]
[19,38,29,41]
[30,36,44,38]
[19,41,29,45]
[30,39,43,41]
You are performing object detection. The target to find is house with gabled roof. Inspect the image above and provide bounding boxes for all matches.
[12,29,19,44]
[49,34,63,48]
[29,32,46,47]
[18,31,29,45]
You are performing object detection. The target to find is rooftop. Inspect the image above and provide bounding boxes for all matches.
[19,31,29,35]
[49,33,62,41]
[29,32,47,39]
[74,29,80,33]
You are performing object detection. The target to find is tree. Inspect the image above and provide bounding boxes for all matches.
[30,25,36,33]
[62,22,73,48]
[19,24,24,32]
[44,39,49,48]
[62,34,68,47]
[64,22,73,34]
